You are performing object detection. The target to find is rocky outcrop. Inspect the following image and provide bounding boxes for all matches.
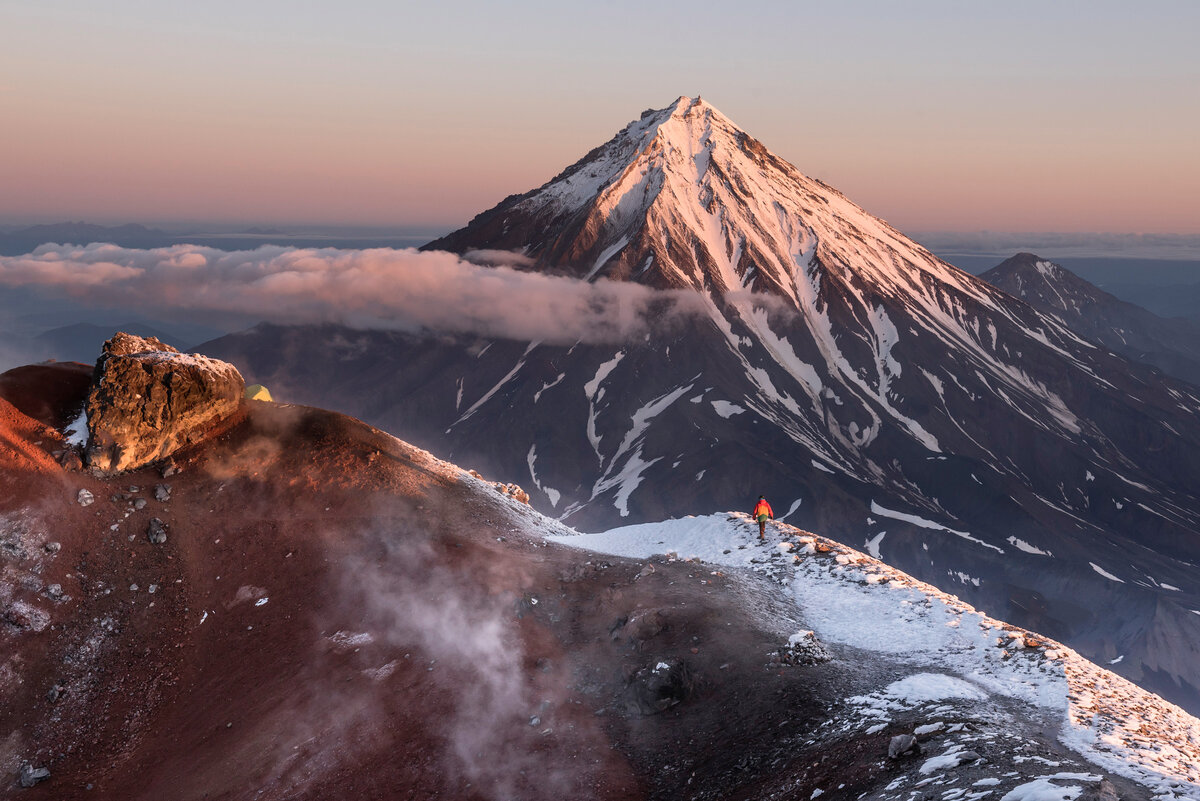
[85,333,244,473]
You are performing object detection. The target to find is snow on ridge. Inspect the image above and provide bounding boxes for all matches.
[547,513,1200,796]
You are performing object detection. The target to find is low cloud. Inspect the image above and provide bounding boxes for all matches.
[0,244,706,345]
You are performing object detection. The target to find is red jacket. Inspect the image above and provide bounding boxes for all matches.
[752,499,773,518]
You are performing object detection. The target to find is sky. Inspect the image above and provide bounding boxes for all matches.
[1,0,1198,234]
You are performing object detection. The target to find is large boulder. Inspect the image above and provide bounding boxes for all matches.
[85,333,244,473]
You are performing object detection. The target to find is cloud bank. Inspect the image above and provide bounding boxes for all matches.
[0,244,706,345]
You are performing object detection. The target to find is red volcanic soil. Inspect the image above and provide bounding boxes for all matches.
[0,362,92,428]
[0,363,880,800]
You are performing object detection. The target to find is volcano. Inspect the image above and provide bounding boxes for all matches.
[203,97,1200,713]
[980,252,1200,386]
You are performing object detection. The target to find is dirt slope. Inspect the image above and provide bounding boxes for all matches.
[1,364,881,800]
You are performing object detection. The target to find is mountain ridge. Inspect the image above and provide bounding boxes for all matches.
[1,356,1198,798]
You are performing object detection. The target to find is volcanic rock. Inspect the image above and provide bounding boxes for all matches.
[147,518,168,545]
[84,332,244,473]
[18,764,50,787]
[888,734,920,759]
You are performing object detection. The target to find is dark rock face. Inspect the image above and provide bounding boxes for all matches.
[981,253,1200,386]
[85,333,244,473]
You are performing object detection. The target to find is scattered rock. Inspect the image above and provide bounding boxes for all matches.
[45,584,65,600]
[133,498,148,511]
[43,542,61,554]
[46,683,65,703]
[84,332,244,473]
[147,518,168,545]
[18,764,50,788]
[154,483,171,502]
[626,658,693,715]
[76,489,94,507]
[777,630,832,666]
[492,482,530,504]
[888,734,921,759]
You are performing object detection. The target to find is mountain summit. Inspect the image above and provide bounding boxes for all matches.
[209,98,1200,712]
[428,96,968,302]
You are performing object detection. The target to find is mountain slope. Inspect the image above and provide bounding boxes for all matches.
[981,252,1200,386]
[203,97,1200,714]
[2,359,1198,799]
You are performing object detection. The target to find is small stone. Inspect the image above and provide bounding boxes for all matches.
[77,489,94,507]
[161,460,179,478]
[888,734,920,759]
[148,584,158,594]
[147,518,168,545]
[154,484,171,502]
[58,449,83,471]
[130,583,139,592]
[529,715,541,726]
[44,542,61,554]
[46,584,64,600]
[133,498,148,511]
[18,764,50,787]
[46,683,65,703]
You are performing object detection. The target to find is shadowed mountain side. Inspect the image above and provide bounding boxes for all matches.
[981,253,1200,386]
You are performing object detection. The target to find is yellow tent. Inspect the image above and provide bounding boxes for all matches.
[244,384,273,402]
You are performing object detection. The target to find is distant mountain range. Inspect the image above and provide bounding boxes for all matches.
[203,97,1200,713]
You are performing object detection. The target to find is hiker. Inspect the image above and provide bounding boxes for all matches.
[752,495,774,540]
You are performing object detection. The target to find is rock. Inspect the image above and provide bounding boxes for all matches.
[43,542,61,554]
[45,584,64,600]
[888,734,921,759]
[626,658,693,715]
[779,630,833,666]
[133,498,147,511]
[58,448,83,471]
[147,518,168,545]
[46,683,65,703]
[154,483,171,502]
[1079,779,1120,801]
[18,764,50,787]
[76,489,94,506]
[161,460,179,478]
[956,750,982,763]
[84,333,244,473]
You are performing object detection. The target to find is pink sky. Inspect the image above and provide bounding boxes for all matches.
[2,1,1197,234]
